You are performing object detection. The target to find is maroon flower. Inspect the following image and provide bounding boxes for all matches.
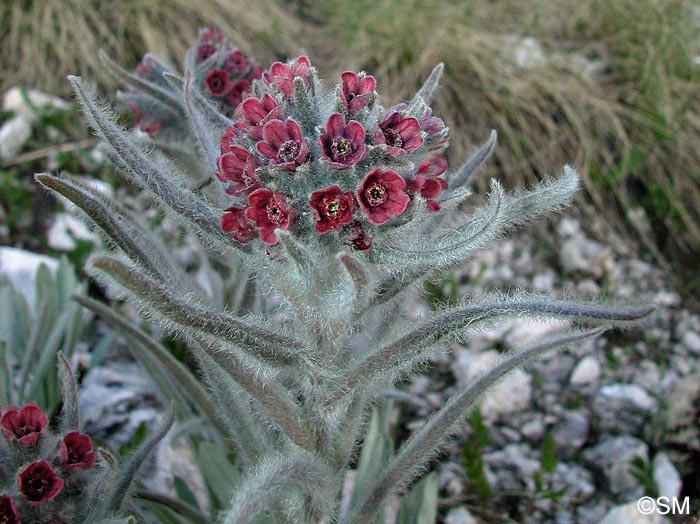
[205,68,231,97]
[18,460,64,505]
[356,169,410,225]
[340,71,376,115]
[224,80,250,108]
[256,118,309,171]
[1,403,48,448]
[245,189,295,245]
[319,113,367,168]
[199,27,224,44]
[58,432,96,471]
[374,112,423,158]
[216,146,261,195]
[234,94,282,139]
[345,222,371,251]
[197,44,217,63]
[263,56,312,98]
[0,495,19,524]
[405,156,448,212]
[309,186,355,234]
[224,50,250,75]
[220,126,239,153]
[221,206,257,243]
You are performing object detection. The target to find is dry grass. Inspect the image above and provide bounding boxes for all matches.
[309,0,700,296]
[0,0,304,96]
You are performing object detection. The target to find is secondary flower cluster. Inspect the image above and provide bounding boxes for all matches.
[125,27,263,138]
[0,404,96,523]
[216,56,450,250]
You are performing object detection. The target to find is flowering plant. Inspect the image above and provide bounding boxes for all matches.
[36,30,651,524]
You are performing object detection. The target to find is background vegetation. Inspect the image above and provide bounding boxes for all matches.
[2,0,699,301]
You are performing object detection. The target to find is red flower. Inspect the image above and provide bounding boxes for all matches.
[199,27,224,44]
[405,156,448,212]
[196,44,217,63]
[319,113,367,168]
[345,222,371,251]
[245,189,295,245]
[220,126,239,153]
[340,71,376,115]
[221,206,257,243]
[263,56,312,98]
[205,68,231,97]
[309,186,355,234]
[58,431,96,471]
[224,80,250,108]
[0,495,19,524]
[1,403,48,448]
[256,118,309,171]
[224,50,250,75]
[234,94,282,139]
[374,112,423,158]
[356,169,410,225]
[18,460,64,505]
[216,146,261,195]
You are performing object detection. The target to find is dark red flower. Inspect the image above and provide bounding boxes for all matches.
[221,206,257,243]
[220,126,239,153]
[224,80,250,108]
[234,94,282,139]
[196,44,217,63]
[205,68,231,97]
[135,55,158,79]
[263,56,312,98]
[374,112,423,158]
[224,50,250,75]
[245,189,295,245]
[199,27,224,44]
[345,222,371,250]
[319,113,367,168]
[216,146,261,195]
[1,403,48,448]
[309,186,355,234]
[340,71,376,115]
[405,156,448,211]
[256,118,309,171]
[58,432,96,471]
[18,460,64,505]
[0,495,19,524]
[356,169,410,225]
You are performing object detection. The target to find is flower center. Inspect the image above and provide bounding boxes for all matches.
[384,128,403,148]
[15,424,31,438]
[325,199,341,216]
[29,477,48,495]
[267,203,285,224]
[365,183,387,207]
[331,137,352,161]
[278,140,299,162]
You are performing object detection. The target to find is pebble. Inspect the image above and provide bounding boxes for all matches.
[681,331,700,355]
[444,506,478,524]
[652,452,682,499]
[3,86,70,124]
[569,356,601,386]
[598,501,671,524]
[0,246,58,310]
[0,115,31,160]
[583,435,649,497]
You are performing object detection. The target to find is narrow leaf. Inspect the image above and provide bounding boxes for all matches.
[57,352,79,431]
[408,63,444,112]
[447,129,498,191]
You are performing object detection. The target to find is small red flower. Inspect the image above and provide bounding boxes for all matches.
[199,27,224,44]
[58,431,96,471]
[220,126,239,153]
[0,495,19,524]
[234,94,282,139]
[345,222,371,251]
[340,71,376,115]
[245,189,296,245]
[319,113,367,168]
[18,460,64,506]
[256,118,309,171]
[405,156,448,212]
[216,146,261,196]
[1,403,48,448]
[309,186,355,234]
[263,56,312,98]
[224,80,250,108]
[221,206,257,243]
[205,68,231,97]
[356,169,410,225]
[224,50,250,75]
[196,43,217,63]
[374,112,423,158]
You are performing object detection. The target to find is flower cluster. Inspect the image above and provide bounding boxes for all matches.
[123,27,263,138]
[216,56,449,250]
[0,404,96,523]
